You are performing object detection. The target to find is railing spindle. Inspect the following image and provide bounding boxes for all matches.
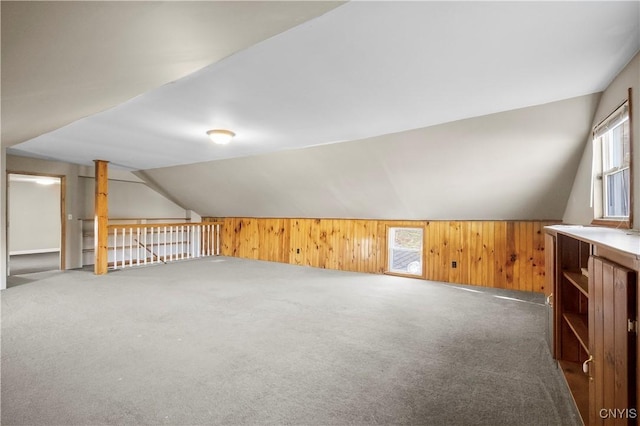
[181,225,185,259]
[170,226,173,261]
[187,226,191,258]
[205,225,209,256]
[151,227,154,263]
[195,225,200,258]
[205,224,209,256]
[143,228,148,265]
[121,228,125,268]
[209,224,213,255]
[113,228,118,270]
[136,228,140,266]
[163,226,167,263]
[185,226,189,258]
[216,224,220,255]
[204,224,208,256]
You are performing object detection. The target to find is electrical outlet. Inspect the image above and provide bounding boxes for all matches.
[452,261,457,268]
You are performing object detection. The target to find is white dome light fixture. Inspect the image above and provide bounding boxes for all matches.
[206,129,235,145]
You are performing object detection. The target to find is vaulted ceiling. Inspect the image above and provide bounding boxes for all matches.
[1,1,342,150]
[3,1,640,220]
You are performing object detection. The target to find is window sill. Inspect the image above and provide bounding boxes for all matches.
[384,271,424,279]
[591,219,631,229]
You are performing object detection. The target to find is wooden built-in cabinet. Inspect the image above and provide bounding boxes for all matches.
[555,232,592,422]
[546,225,640,425]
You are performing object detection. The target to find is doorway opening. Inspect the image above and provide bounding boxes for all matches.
[7,173,65,275]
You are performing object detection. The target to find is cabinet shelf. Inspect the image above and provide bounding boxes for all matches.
[558,360,589,423]
[562,271,589,297]
[563,312,589,353]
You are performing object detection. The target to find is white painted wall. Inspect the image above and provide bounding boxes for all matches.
[79,177,188,220]
[5,155,191,275]
[8,179,61,253]
[563,52,640,229]
[143,94,598,221]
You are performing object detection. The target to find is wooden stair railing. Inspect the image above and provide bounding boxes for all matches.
[82,221,222,270]
[134,238,164,264]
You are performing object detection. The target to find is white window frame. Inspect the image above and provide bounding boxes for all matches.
[387,227,424,277]
[592,98,632,226]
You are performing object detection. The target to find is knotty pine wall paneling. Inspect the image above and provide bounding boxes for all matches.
[425,221,448,283]
[213,218,558,293]
[493,221,508,288]
[482,221,496,288]
[468,221,484,286]
[378,220,425,277]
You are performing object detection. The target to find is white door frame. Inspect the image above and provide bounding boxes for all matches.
[6,171,66,275]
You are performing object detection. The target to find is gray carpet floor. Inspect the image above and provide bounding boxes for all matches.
[1,257,580,425]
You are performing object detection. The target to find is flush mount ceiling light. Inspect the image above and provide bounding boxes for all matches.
[206,129,235,145]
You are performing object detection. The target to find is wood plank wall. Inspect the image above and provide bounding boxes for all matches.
[210,218,559,293]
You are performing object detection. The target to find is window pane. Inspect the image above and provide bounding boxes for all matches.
[611,125,623,167]
[603,119,630,170]
[603,133,614,171]
[391,249,422,274]
[609,122,630,168]
[605,168,630,217]
[622,119,631,167]
[594,102,631,221]
[393,228,422,250]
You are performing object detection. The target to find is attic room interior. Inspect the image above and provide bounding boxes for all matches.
[1,1,640,425]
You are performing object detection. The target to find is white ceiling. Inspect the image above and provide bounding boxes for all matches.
[1,1,342,148]
[6,1,639,171]
[143,94,600,220]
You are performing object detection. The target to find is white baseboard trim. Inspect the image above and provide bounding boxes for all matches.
[10,248,60,256]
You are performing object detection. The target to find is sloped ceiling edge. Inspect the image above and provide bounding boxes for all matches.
[141,94,600,221]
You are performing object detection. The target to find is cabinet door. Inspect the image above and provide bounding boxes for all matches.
[545,233,556,299]
[545,233,557,357]
[589,256,637,425]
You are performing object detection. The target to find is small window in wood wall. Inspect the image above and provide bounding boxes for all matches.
[387,227,423,276]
